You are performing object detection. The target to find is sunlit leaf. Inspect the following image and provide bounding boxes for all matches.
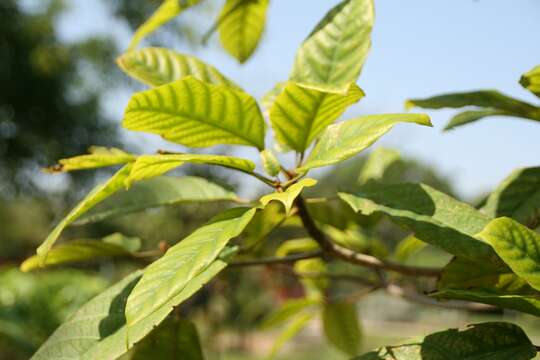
[260,149,281,177]
[261,82,286,113]
[31,260,225,359]
[275,238,319,258]
[123,76,265,149]
[218,0,269,63]
[478,217,540,292]
[270,82,364,152]
[520,64,540,98]
[260,178,317,215]
[356,322,536,360]
[339,183,496,260]
[45,146,135,173]
[77,176,237,224]
[482,166,540,226]
[268,312,315,359]
[117,47,240,88]
[294,258,328,298]
[37,164,133,260]
[358,147,401,184]
[21,233,140,272]
[260,298,320,329]
[125,208,256,328]
[290,0,374,94]
[126,154,256,185]
[393,235,427,262]
[322,302,362,356]
[406,90,540,130]
[298,114,431,172]
[128,0,200,50]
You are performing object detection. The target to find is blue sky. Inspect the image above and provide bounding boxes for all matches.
[54,0,540,199]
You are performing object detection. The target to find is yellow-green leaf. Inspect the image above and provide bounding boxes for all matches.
[117,47,239,88]
[289,0,374,94]
[268,312,315,359]
[275,238,319,258]
[128,0,200,50]
[520,64,540,98]
[393,235,427,262]
[125,208,256,328]
[260,149,281,177]
[298,114,432,172]
[37,164,133,260]
[322,302,362,356]
[126,154,256,185]
[218,0,269,63]
[358,147,401,184]
[477,217,540,292]
[46,146,135,173]
[123,76,265,149]
[270,82,364,152]
[259,297,320,330]
[260,178,317,215]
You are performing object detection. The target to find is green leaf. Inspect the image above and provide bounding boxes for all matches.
[128,0,200,50]
[356,322,536,360]
[358,147,401,185]
[123,76,265,149]
[126,154,256,185]
[117,47,239,88]
[21,233,140,272]
[131,318,203,360]
[438,257,532,295]
[294,258,328,297]
[37,164,133,260]
[443,109,511,131]
[478,217,540,292]
[432,289,540,318]
[31,260,225,360]
[268,312,315,359]
[482,166,540,226]
[520,64,540,98]
[260,149,281,177]
[339,183,495,260]
[261,82,286,113]
[46,146,135,173]
[275,238,319,258]
[298,114,431,172]
[289,0,374,94]
[125,207,256,328]
[270,82,364,152]
[393,235,427,262]
[218,0,269,63]
[77,176,237,224]
[406,90,540,130]
[260,298,320,329]
[260,178,317,215]
[322,302,362,356]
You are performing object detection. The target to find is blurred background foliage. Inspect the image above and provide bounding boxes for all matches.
[0,1,537,360]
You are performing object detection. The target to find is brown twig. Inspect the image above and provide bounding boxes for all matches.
[294,196,442,277]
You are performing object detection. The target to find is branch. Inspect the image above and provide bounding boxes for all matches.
[228,250,323,267]
[294,196,442,277]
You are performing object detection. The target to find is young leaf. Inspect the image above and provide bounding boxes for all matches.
[37,164,133,260]
[117,47,239,88]
[322,302,362,356]
[443,109,512,131]
[46,146,135,173]
[259,298,321,330]
[520,64,540,98]
[21,234,140,272]
[294,258,328,297]
[432,289,540,318]
[218,0,269,63]
[268,312,315,359]
[393,235,427,262]
[260,149,281,177]
[260,178,318,215]
[290,0,374,94]
[123,76,265,149]
[482,166,540,226]
[477,217,540,292]
[275,238,319,258]
[298,114,432,172]
[126,154,256,185]
[261,82,286,112]
[77,176,237,224]
[128,0,200,50]
[270,82,364,152]
[406,90,540,130]
[339,183,495,260]
[125,208,256,328]
[356,322,536,360]
[131,318,203,360]
[30,261,225,360]
[358,147,401,185]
